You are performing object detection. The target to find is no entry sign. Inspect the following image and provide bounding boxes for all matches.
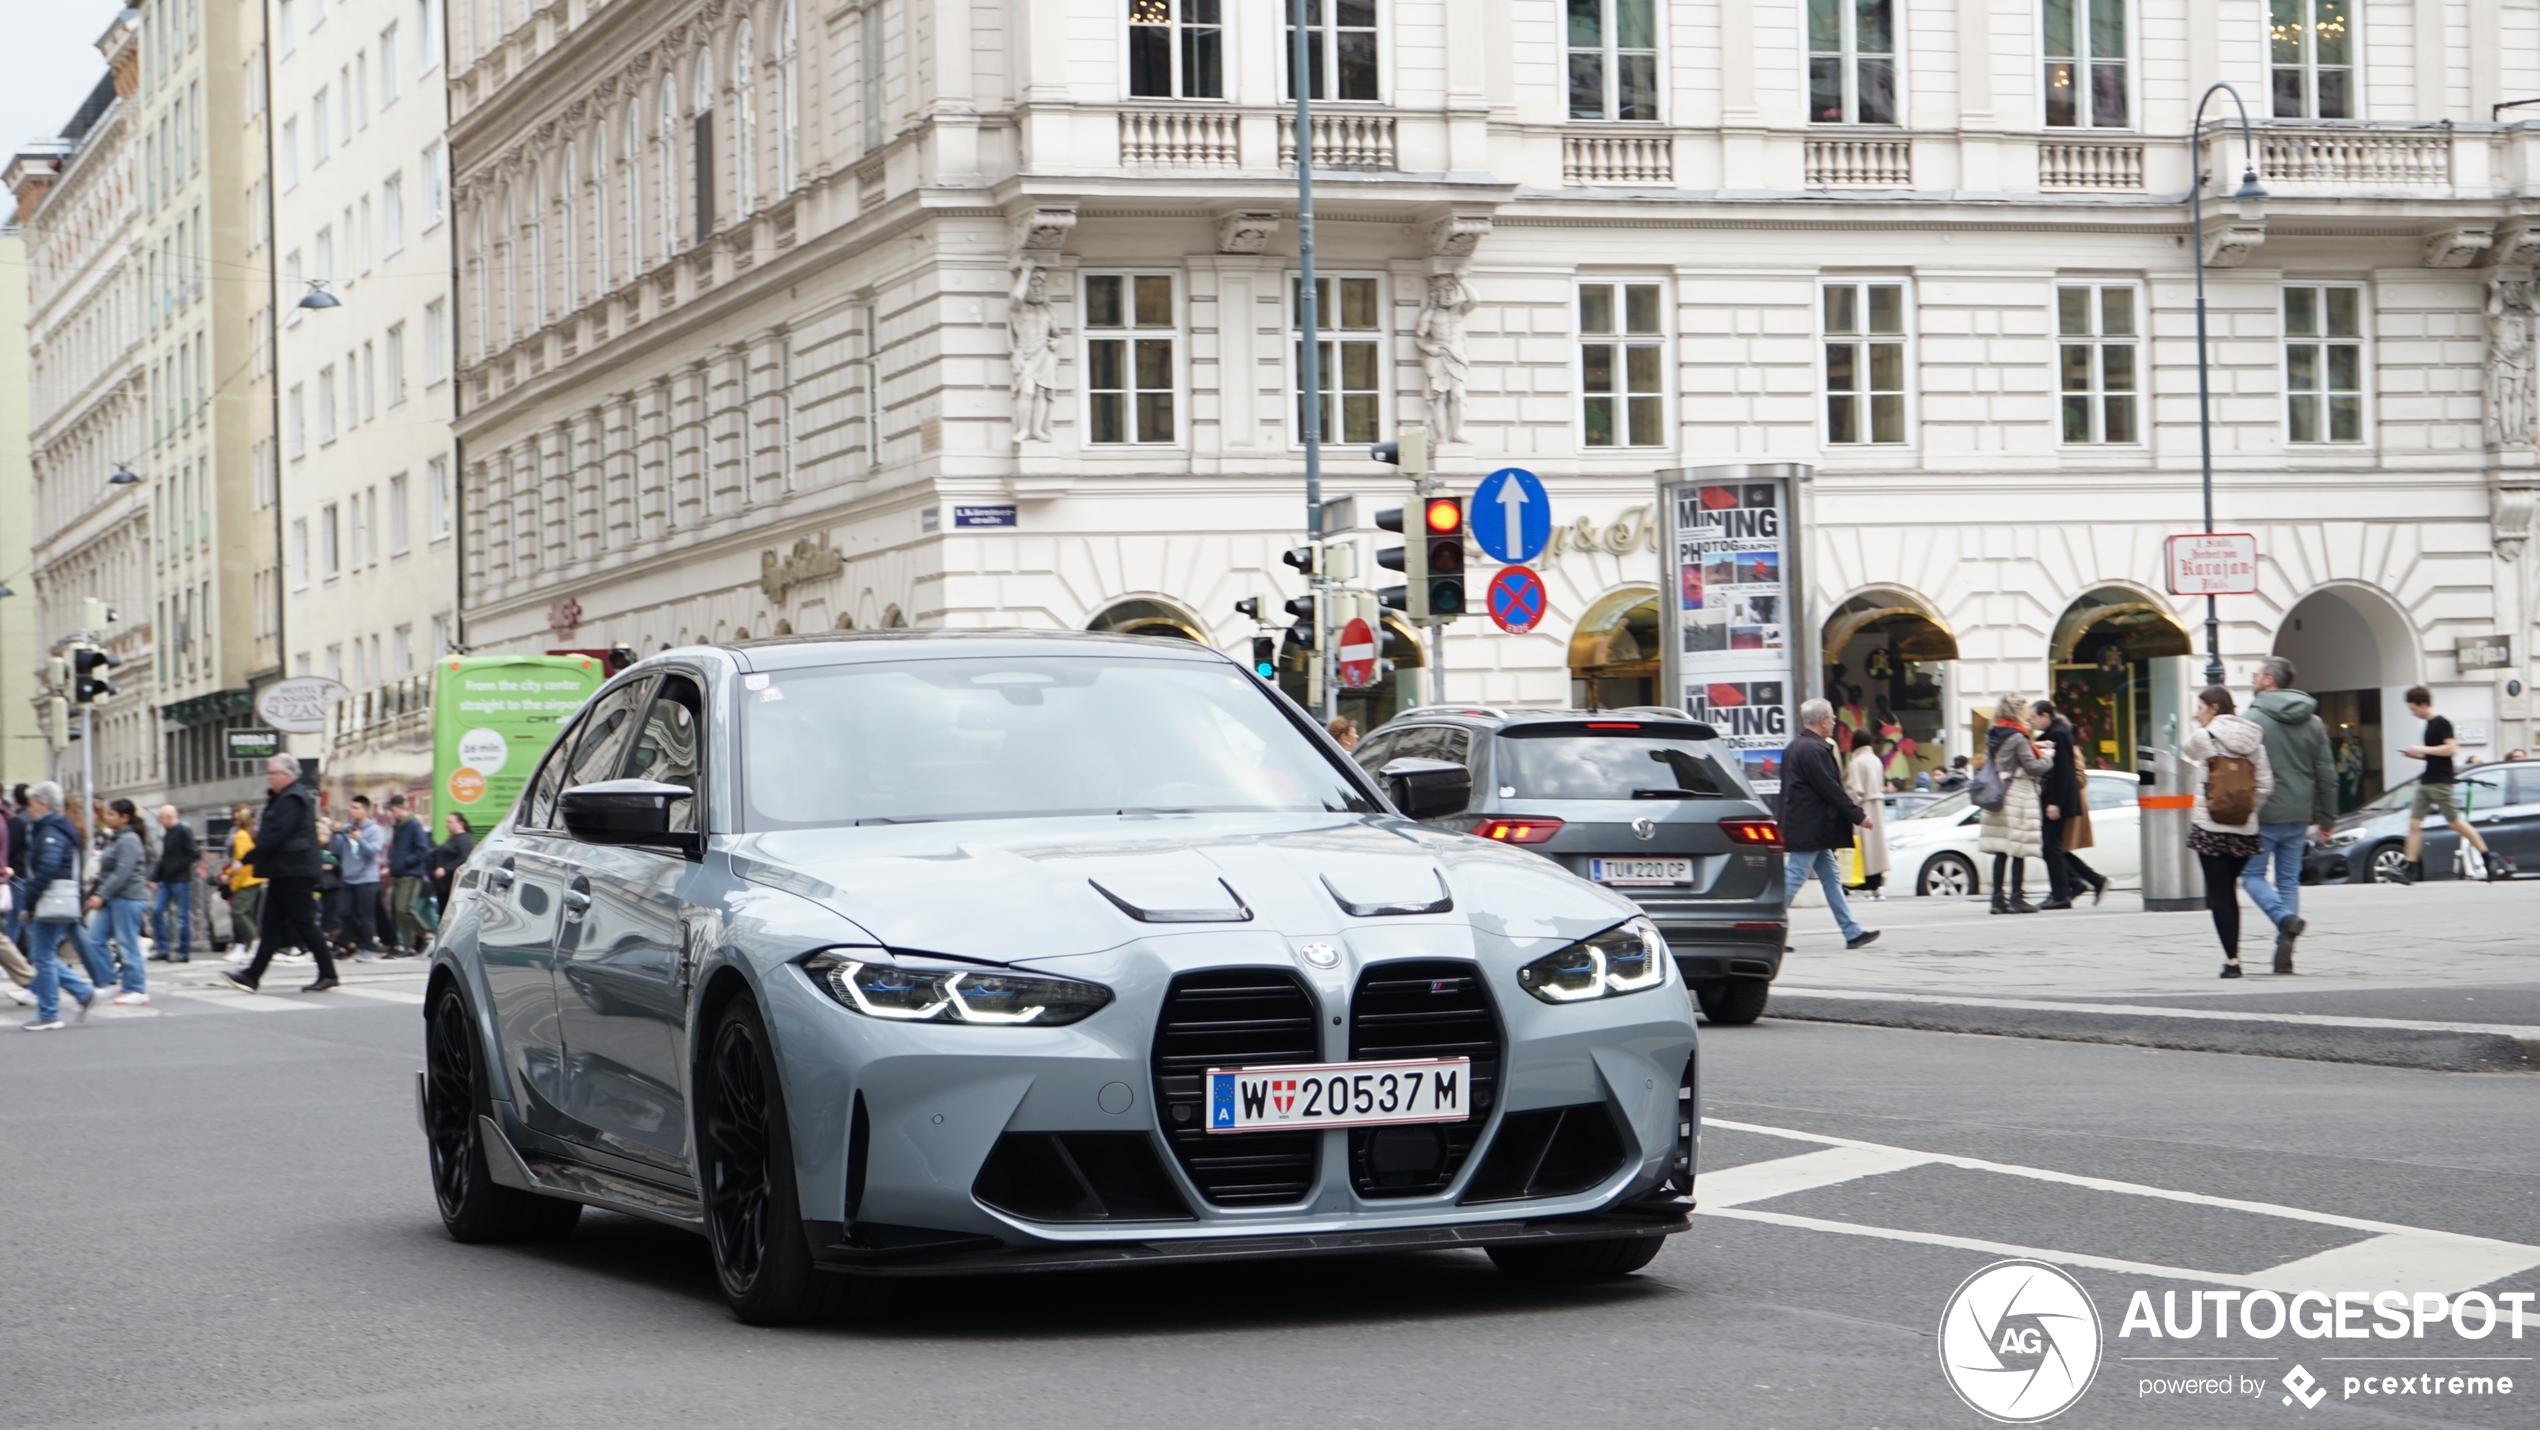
[2166,533,2258,596]
[1487,565,1548,635]
[1337,617,1379,688]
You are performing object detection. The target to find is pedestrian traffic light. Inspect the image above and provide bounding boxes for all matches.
[1423,496,1465,620]
[1280,544,1318,577]
[1250,635,1277,678]
[71,645,121,704]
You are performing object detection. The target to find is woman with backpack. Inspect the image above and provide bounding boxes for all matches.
[2186,686,2275,978]
[1976,695,2052,913]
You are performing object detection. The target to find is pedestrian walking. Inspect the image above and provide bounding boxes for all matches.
[2031,700,2108,907]
[223,803,265,963]
[2,785,26,956]
[1842,735,1891,900]
[1325,715,1359,752]
[429,813,475,913]
[342,795,387,958]
[317,816,348,954]
[1777,698,1881,949]
[385,795,433,954]
[149,804,199,963]
[2242,657,2339,972]
[1977,696,2051,914]
[2186,687,2275,979]
[84,799,152,1005]
[1934,756,1971,792]
[223,756,339,994]
[18,782,100,1030]
[2397,686,2500,883]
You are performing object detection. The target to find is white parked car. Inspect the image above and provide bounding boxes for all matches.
[1883,771,2144,897]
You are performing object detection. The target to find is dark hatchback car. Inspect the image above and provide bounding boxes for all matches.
[2307,762,2538,883]
[1355,708,1786,1024]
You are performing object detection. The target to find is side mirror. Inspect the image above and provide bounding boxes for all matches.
[1380,757,1472,821]
[559,779,700,854]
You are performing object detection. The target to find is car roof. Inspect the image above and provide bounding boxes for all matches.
[1374,707,1722,736]
[641,628,1241,675]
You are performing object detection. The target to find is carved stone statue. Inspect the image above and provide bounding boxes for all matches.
[2488,276,2537,453]
[1416,271,1476,445]
[1009,261,1062,444]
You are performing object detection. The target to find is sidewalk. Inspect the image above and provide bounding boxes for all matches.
[1765,881,2540,1071]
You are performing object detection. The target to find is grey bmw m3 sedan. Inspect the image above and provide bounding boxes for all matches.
[420,631,1699,1323]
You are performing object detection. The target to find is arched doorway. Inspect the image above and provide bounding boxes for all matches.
[2273,585,2421,811]
[1568,587,1660,710]
[1278,614,1423,733]
[1820,590,1957,787]
[2048,587,2193,774]
[1086,597,1204,640]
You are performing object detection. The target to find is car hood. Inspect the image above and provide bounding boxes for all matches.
[726,813,1640,964]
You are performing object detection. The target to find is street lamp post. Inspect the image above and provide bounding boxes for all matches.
[2187,83,2267,689]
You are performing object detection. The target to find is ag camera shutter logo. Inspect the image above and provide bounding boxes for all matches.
[1938,1260,2104,1422]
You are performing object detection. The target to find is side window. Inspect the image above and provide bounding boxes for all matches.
[2459,771,2508,810]
[623,674,705,831]
[1352,729,1401,773]
[1389,726,1450,763]
[2510,766,2540,806]
[521,715,583,830]
[1436,728,1474,768]
[555,678,654,810]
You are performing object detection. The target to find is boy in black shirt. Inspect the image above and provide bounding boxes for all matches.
[2399,685,2499,882]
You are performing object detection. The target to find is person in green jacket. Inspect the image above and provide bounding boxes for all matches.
[2242,656,2339,973]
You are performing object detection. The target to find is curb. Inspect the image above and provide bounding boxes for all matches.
[1767,992,2540,1073]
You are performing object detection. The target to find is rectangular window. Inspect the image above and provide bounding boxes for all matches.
[429,615,449,661]
[2270,0,2353,119]
[386,322,407,406]
[427,454,450,537]
[362,340,377,422]
[777,338,797,491]
[1578,281,1666,447]
[316,226,333,285]
[313,89,331,164]
[291,517,309,587]
[280,0,297,55]
[1084,273,1178,444]
[287,382,306,455]
[281,118,299,189]
[355,53,370,129]
[350,492,368,570]
[1567,0,1659,120]
[359,196,374,272]
[423,298,446,380]
[389,472,410,552]
[381,24,401,103]
[421,142,445,225]
[1822,281,1909,444]
[1127,0,1223,100]
[319,363,338,442]
[322,503,341,578]
[383,174,404,254]
[860,3,884,150]
[2284,284,2364,443]
[418,0,439,74]
[1287,0,1379,102]
[2044,0,2128,128]
[2057,284,2139,443]
[394,625,413,674]
[1808,0,1896,123]
[1291,276,1383,444]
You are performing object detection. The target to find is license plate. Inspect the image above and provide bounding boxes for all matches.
[1205,1058,1471,1134]
[1590,858,1692,885]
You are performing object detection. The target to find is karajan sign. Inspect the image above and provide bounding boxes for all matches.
[2166,533,2259,596]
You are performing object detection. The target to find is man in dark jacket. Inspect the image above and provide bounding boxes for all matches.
[384,794,433,955]
[224,755,339,993]
[2243,657,2340,971]
[149,805,200,962]
[2029,701,2103,908]
[1779,698,1880,950]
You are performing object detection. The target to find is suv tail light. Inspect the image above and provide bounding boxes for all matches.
[1472,817,1564,844]
[1722,819,1783,849]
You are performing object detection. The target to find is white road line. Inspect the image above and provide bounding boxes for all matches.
[333,986,426,1005]
[1697,1144,1932,1208]
[1704,1118,2540,1300]
[1771,986,2540,1039]
[158,990,320,1013]
[1705,1207,2265,1289]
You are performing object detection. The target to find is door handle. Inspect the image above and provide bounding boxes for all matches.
[561,876,592,920]
[487,864,517,891]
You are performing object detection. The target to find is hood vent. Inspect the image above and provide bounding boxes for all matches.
[1321,869,1453,918]
[1089,875,1252,923]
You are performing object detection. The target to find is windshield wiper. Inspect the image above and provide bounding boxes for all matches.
[1630,787,1719,800]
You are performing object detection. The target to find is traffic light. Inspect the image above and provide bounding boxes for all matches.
[1234,595,1265,622]
[1375,504,1425,618]
[1282,593,1317,649]
[72,646,121,704]
[1423,496,1465,619]
[1279,544,1318,578]
[1370,426,1425,475]
[1250,635,1277,678]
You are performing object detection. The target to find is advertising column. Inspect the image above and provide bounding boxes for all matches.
[1657,466,1809,794]
[432,655,608,833]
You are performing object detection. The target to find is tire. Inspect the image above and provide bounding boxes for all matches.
[1487,1235,1665,1282]
[424,982,583,1244]
[2366,842,2412,884]
[1917,852,1979,898]
[1696,980,1770,1026]
[699,996,853,1326]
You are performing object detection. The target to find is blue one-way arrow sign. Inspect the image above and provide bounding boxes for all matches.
[1471,467,1551,565]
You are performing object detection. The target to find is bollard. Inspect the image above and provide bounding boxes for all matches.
[2139,746,2205,911]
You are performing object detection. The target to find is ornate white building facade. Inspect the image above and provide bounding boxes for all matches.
[449,0,2540,801]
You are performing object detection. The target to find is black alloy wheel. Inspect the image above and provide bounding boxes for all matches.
[699,997,856,1325]
[423,982,581,1243]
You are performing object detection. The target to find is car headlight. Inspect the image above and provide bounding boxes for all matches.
[1516,917,1670,1004]
[802,952,1113,1027]
[2325,830,2361,849]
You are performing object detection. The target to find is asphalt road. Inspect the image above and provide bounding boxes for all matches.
[5,995,2533,1429]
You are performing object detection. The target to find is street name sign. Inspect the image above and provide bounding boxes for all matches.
[2165,533,2259,595]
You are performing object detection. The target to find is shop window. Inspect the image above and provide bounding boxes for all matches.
[2057,283,2138,444]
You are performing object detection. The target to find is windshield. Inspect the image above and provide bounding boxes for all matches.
[1495,728,1740,800]
[1903,789,1972,820]
[739,654,1381,828]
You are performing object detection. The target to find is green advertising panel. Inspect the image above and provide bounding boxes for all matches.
[432,654,607,833]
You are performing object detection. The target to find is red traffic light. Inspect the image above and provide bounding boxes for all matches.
[1424,496,1463,534]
